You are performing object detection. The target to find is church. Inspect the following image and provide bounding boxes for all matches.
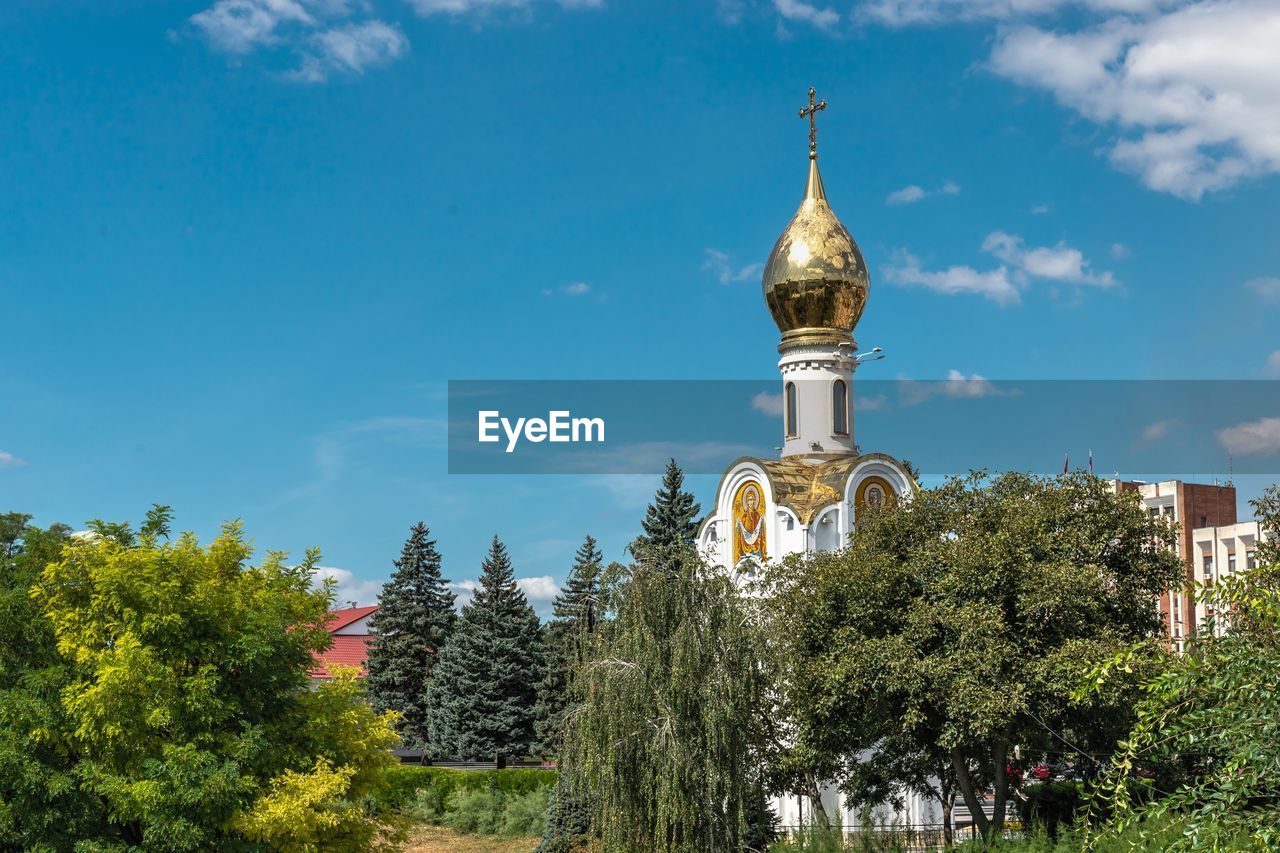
[696,90,938,830]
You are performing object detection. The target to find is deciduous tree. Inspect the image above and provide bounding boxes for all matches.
[1081,484,1280,850]
[764,472,1182,839]
[12,509,400,850]
[564,547,765,852]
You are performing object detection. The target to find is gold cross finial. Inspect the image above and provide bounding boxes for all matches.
[798,87,827,161]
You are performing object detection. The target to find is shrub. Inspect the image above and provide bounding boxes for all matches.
[444,787,506,836]
[388,766,556,839]
[1018,782,1084,838]
[501,787,554,837]
[377,765,556,814]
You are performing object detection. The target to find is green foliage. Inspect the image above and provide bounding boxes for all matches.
[1080,484,1280,851]
[534,534,604,756]
[1018,782,1084,838]
[366,522,456,749]
[426,536,544,760]
[564,545,765,852]
[743,776,781,852]
[768,827,846,853]
[763,472,1184,838]
[378,764,556,814]
[0,513,106,849]
[536,771,592,853]
[629,458,702,561]
[396,768,556,838]
[3,510,401,850]
[435,785,551,838]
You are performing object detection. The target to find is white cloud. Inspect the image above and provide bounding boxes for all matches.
[292,20,408,82]
[312,565,384,606]
[886,180,960,205]
[899,369,1010,406]
[886,185,927,205]
[752,391,784,416]
[1265,351,1280,377]
[703,248,764,284]
[1247,277,1280,303]
[884,250,1022,305]
[191,0,314,53]
[448,575,559,617]
[406,0,525,13]
[517,575,559,603]
[191,0,408,81]
[1216,416,1280,457]
[717,0,747,23]
[982,230,1116,287]
[857,0,1170,26]
[774,0,840,28]
[886,231,1115,305]
[563,281,591,295]
[0,450,24,468]
[860,394,888,411]
[1111,242,1132,259]
[1141,419,1173,441]
[987,2,1280,200]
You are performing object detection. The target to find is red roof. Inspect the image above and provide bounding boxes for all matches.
[323,605,379,632]
[310,606,379,680]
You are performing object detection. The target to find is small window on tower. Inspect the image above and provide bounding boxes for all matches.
[785,382,797,438]
[832,379,848,435]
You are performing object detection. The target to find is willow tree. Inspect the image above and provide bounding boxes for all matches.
[564,546,765,852]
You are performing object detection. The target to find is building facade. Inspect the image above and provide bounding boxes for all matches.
[1111,479,1269,649]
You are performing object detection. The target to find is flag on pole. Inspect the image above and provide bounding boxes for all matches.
[1063,452,1069,475]
[1088,449,1094,475]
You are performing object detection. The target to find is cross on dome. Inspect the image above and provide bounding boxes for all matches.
[798,87,827,161]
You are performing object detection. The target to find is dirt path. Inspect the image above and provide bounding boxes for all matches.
[402,824,538,852]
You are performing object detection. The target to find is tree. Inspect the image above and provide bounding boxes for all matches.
[563,547,765,852]
[630,458,701,561]
[533,534,603,755]
[0,513,105,849]
[426,535,543,761]
[763,472,1183,839]
[1081,484,1280,851]
[10,509,400,850]
[366,522,456,748]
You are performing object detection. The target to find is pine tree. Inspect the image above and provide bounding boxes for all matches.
[425,535,543,761]
[533,535,603,755]
[630,458,702,560]
[365,523,456,748]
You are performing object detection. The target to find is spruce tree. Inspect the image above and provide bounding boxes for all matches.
[630,458,701,560]
[365,522,456,748]
[425,535,543,761]
[533,535,603,754]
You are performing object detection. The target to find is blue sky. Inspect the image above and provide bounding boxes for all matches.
[2,0,1278,614]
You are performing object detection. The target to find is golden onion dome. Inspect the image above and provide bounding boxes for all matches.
[762,155,869,350]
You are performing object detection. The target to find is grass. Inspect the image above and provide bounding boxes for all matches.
[403,824,538,853]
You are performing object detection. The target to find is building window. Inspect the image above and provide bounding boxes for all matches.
[785,382,797,438]
[1248,551,1257,570]
[1203,554,1213,576]
[1228,553,1237,574]
[832,379,848,435]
